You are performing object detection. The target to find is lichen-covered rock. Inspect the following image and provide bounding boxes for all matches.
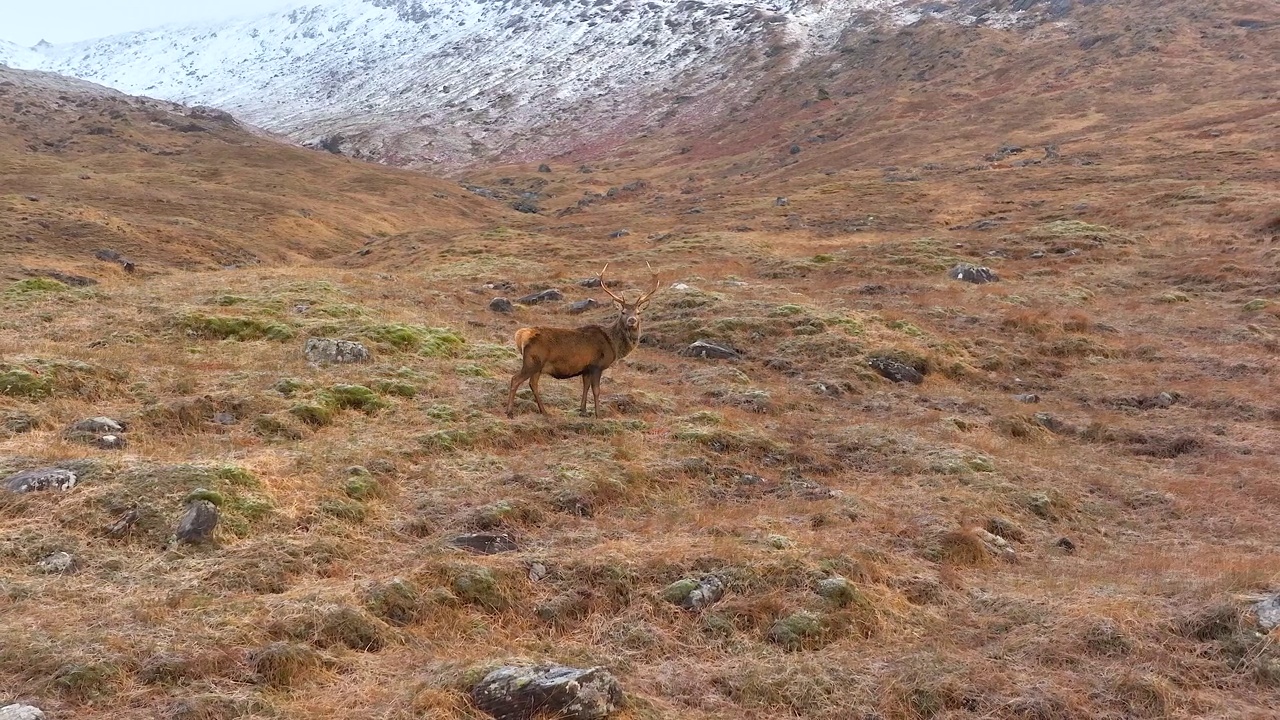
[489,297,514,313]
[450,532,519,555]
[949,263,999,284]
[516,289,563,305]
[68,416,125,434]
[36,551,76,574]
[471,663,623,720]
[815,577,857,607]
[679,340,741,360]
[304,337,370,365]
[175,500,219,544]
[867,356,924,384]
[3,467,78,493]
[768,611,825,650]
[661,576,725,611]
[1255,594,1280,632]
[0,704,45,720]
[568,298,600,315]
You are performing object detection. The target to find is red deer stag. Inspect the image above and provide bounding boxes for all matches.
[506,264,661,418]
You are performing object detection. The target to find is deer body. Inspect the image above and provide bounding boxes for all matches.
[507,265,658,418]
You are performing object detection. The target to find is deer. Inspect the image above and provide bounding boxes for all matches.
[506,264,661,418]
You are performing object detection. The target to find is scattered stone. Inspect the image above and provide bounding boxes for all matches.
[449,532,519,555]
[985,516,1027,543]
[3,467,78,493]
[1044,145,1060,160]
[484,280,517,291]
[528,562,548,582]
[1030,250,1046,258]
[175,500,219,544]
[512,200,540,213]
[949,263,1000,284]
[1253,595,1280,632]
[1056,536,1077,553]
[213,412,236,425]
[105,507,141,537]
[789,143,802,155]
[304,337,370,365]
[36,551,75,574]
[68,416,125,434]
[679,340,741,360]
[975,527,1017,561]
[607,228,630,239]
[775,196,790,206]
[3,411,41,434]
[93,248,136,272]
[516,289,563,305]
[661,576,725,611]
[95,434,127,450]
[768,611,824,650]
[471,664,623,720]
[766,534,793,549]
[1033,412,1071,434]
[578,277,621,288]
[0,705,45,720]
[816,576,858,606]
[867,356,924,384]
[537,163,552,173]
[489,297,514,313]
[1014,393,1040,403]
[567,298,600,315]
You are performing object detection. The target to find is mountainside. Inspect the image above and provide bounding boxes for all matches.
[0,64,508,278]
[7,0,1092,170]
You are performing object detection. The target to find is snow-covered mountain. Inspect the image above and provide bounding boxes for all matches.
[4,0,1066,168]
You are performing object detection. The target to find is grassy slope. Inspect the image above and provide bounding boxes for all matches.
[2,1,1280,718]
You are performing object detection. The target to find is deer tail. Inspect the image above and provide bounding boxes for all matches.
[513,328,537,355]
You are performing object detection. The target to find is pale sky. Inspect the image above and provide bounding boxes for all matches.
[2,0,307,46]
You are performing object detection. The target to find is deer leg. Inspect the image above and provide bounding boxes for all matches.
[507,368,530,417]
[580,374,591,414]
[590,369,603,418]
[528,372,547,414]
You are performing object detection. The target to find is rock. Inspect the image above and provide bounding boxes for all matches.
[815,577,858,606]
[1033,412,1071,434]
[449,532,519,555]
[304,337,370,365]
[567,298,600,315]
[789,143,802,155]
[105,508,141,537]
[679,340,741,360]
[516,289,563,305]
[69,416,125,434]
[213,412,237,425]
[175,500,219,544]
[577,277,620,288]
[661,576,725,611]
[512,200,540,213]
[0,705,45,720]
[4,411,41,434]
[949,263,1000,284]
[985,516,1027,542]
[3,467,78,493]
[1253,595,1280,632]
[528,562,548,582]
[975,527,1017,561]
[1056,536,1077,553]
[95,434,127,450]
[867,356,924,384]
[607,228,630,239]
[537,163,552,173]
[768,611,824,650]
[36,551,75,574]
[471,664,623,720]
[775,196,789,206]
[1014,393,1040,403]
[489,297,514,313]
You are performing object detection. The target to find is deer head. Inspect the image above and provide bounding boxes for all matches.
[597,262,660,334]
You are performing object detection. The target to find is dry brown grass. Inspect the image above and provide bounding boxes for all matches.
[3,1,1280,717]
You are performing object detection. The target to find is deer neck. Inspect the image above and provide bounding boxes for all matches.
[605,316,641,361]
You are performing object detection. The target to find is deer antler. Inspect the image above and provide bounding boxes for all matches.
[597,263,627,304]
[636,261,662,307]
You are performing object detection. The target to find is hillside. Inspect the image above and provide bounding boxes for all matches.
[0,0,1173,171]
[0,65,508,280]
[3,2,1280,719]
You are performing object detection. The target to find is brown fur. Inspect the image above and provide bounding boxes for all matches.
[507,266,660,418]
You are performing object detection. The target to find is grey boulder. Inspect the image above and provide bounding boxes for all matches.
[471,664,623,720]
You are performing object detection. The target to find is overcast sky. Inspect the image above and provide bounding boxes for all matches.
[2,0,307,46]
